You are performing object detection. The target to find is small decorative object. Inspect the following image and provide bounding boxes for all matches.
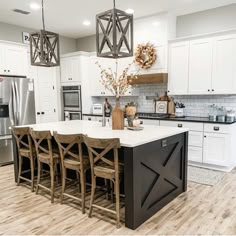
[126,103,137,127]
[96,61,137,130]
[134,43,156,69]
[30,0,60,67]
[96,0,133,58]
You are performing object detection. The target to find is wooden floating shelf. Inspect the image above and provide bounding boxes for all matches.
[128,73,168,85]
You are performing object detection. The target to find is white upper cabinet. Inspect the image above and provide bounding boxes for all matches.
[167,41,189,95]
[61,57,81,84]
[212,34,236,94]
[168,31,236,95]
[188,38,213,94]
[0,43,28,76]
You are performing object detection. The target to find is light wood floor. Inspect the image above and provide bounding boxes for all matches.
[1,165,236,235]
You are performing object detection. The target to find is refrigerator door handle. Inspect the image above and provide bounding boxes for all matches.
[9,81,15,126]
[14,80,20,125]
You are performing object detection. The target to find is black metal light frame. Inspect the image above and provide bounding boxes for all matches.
[30,0,60,67]
[96,0,133,58]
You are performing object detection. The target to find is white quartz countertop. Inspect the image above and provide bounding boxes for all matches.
[18,120,189,148]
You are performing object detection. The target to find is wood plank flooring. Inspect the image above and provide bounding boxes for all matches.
[1,164,236,235]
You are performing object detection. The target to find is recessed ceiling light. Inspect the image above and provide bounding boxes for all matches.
[125,9,134,14]
[30,3,41,10]
[152,21,160,26]
[83,20,91,26]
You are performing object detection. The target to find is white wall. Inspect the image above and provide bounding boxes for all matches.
[0,22,77,54]
[177,4,236,37]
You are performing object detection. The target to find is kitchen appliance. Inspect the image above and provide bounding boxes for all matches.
[64,111,82,121]
[62,85,82,120]
[92,104,103,115]
[226,110,236,123]
[175,102,185,118]
[0,76,36,166]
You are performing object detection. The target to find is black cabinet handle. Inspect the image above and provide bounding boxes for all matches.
[212,89,215,92]
[214,126,219,131]
[178,124,183,128]
[168,90,170,93]
[8,70,10,72]
[140,121,143,125]
[204,135,206,138]
[208,89,210,92]
[37,112,40,115]
[88,118,91,121]
[4,70,6,72]
[41,112,45,115]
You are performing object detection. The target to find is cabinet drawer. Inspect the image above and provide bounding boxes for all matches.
[204,123,233,134]
[160,120,203,131]
[189,131,203,147]
[188,146,203,163]
[82,116,97,121]
[139,119,159,126]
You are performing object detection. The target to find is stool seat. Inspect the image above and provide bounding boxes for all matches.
[94,164,123,179]
[64,157,89,166]
[38,152,60,162]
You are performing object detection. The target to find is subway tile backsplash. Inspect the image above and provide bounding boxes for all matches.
[92,84,236,117]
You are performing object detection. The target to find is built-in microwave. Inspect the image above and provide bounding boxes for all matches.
[62,85,82,111]
[64,111,82,121]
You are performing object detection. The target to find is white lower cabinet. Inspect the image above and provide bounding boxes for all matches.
[159,120,236,170]
[188,146,203,163]
[203,132,230,166]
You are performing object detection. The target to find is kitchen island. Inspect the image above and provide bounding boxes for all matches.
[12,120,188,230]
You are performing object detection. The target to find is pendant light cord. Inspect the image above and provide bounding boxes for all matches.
[113,0,115,8]
[42,0,45,30]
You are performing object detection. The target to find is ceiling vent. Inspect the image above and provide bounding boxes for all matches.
[13,9,30,15]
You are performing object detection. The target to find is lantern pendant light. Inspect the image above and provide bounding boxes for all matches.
[30,0,60,67]
[96,0,133,58]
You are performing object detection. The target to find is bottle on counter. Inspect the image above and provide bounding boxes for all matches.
[104,98,112,117]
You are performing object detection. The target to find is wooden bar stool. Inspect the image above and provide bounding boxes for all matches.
[12,127,35,192]
[54,132,90,214]
[30,130,60,203]
[83,136,122,228]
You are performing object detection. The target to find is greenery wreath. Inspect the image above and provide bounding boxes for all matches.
[134,43,157,69]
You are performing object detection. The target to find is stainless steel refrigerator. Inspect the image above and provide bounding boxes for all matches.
[0,76,36,166]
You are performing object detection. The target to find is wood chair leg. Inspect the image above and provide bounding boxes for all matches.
[50,164,55,204]
[30,158,34,192]
[61,167,66,204]
[17,156,22,186]
[105,179,109,200]
[55,162,59,186]
[76,171,81,193]
[110,180,114,203]
[115,180,120,228]
[80,171,86,214]
[88,176,96,218]
[36,161,41,194]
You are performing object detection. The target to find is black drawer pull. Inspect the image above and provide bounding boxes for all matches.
[140,121,143,125]
[88,118,91,121]
[178,124,183,128]
[162,140,167,147]
[214,126,219,131]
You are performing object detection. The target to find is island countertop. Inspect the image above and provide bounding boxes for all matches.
[19,120,189,148]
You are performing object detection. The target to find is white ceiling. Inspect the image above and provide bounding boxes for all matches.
[0,0,236,39]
